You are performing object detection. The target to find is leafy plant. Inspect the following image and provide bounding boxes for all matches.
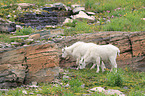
[106,69,123,87]
[69,77,84,93]
[15,26,34,35]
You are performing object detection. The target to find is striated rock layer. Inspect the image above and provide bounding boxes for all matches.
[57,31,145,71]
[0,42,60,88]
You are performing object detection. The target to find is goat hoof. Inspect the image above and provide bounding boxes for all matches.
[96,71,99,73]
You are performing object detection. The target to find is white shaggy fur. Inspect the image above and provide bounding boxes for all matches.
[62,41,105,69]
[79,44,120,73]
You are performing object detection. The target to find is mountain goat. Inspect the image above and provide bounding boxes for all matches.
[62,41,105,69]
[79,44,120,73]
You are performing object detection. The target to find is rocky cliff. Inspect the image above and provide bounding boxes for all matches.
[0,42,60,88]
[0,31,144,88]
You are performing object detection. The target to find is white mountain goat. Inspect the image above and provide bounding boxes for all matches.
[79,44,120,73]
[62,41,106,70]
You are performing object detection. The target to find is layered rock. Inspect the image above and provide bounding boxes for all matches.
[0,42,60,88]
[0,64,26,88]
[56,31,145,71]
[0,18,16,33]
[15,3,96,29]
[15,3,72,29]
[24,42,60,84]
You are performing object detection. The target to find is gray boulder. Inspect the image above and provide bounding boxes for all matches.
[73,7,85,14]
[73,11,95,22]
[0,18,16,33]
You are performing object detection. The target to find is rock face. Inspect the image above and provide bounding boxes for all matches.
[24,42,60,84]
[56,31,145,71]
[15,3,96,29]
[16,5,72,29]
[0,18,16,33]
[0,42,60,88]
[0,64,26,88]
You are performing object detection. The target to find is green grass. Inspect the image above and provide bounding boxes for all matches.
[63,0,145,34]
[64,20,94,35]
[0,67,144,96]
[0,34,16,43]
[0,27,34,43]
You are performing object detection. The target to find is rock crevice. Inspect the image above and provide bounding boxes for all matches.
[0,42,60,88]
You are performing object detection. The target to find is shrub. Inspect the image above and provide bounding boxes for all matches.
[106,69,123,87]
[15,26,34,35]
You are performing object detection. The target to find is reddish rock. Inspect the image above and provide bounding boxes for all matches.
[24,43,60,84]
[0,42,60,88]
[130,32,145,57]
[1,48,25,64]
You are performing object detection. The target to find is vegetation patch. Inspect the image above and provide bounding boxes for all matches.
[0,67,144,95]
